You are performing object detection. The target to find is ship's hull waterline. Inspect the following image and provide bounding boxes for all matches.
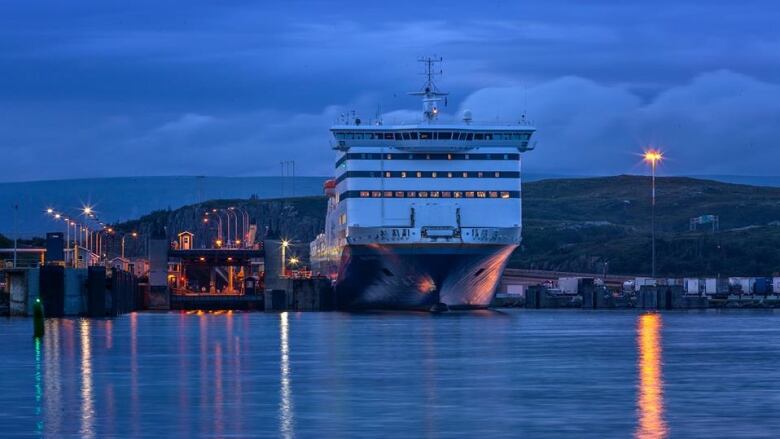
[328,244,516,310]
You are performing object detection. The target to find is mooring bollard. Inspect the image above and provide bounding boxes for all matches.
[33,298,45,338]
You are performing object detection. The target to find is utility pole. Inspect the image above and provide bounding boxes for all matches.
[13,203,18,268]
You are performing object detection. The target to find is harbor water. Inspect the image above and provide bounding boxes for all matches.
[1,310,779,438]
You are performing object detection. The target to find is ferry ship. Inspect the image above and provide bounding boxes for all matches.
[310,58,536,311]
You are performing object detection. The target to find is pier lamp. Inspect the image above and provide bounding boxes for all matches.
[289,257,299,266]
[83,206,93,215]
[215,239,223,248]
[643,149,663,278]
[46,208,54,214]
[281,240,290,276]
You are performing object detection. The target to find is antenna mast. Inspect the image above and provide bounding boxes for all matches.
[409,56,448,122]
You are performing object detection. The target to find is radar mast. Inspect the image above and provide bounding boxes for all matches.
[409,56,448,123]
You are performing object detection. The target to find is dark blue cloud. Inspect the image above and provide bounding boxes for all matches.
[0,0,779,181]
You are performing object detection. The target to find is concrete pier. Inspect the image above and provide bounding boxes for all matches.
[2,267,139,317]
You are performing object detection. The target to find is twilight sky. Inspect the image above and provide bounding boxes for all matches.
[1,0,779,182]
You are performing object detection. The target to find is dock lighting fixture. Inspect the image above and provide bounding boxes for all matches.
[235,239,241,246]
[289,257,299,265]
[54,214,61,219]
[643,148,663,278]
[83,206,93,215]
[46,208,54,214]
[203,218,209,223]
[131,232,138,238]
[107,228,113,233]
[215,239,223,248]
[281,240,290,275]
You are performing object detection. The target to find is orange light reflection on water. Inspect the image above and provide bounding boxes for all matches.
[636,313,667,439]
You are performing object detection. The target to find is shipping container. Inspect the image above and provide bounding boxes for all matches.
[754,278,772,295]
[684,278,703,295]
[506,284,525,297]
[635,277,657,289]
[729,277,755,294]
[558,277,582,295]
[704,278,729,295]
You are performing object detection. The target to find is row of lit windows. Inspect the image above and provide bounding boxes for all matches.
[341,190,519,199]
[334,131,531,141]
[335,152,519,167]
[335,170,519,183]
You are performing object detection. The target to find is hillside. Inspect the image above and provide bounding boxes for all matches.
[110,176,780,277]
[517,175,780,276]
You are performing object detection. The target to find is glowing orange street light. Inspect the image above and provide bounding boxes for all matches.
[643,150,663,166]
[215,239,223,248]
[643,149,663,278]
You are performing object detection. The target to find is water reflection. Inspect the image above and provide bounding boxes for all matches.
[80,319,95,439]
[34,337,43,434]
[636,313,667,439]
[279,312,294,438]
[43,321,62,435]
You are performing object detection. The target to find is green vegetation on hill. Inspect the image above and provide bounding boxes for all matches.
[515,175,780,276]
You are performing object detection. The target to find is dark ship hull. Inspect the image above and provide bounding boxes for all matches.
[332,243,516,310]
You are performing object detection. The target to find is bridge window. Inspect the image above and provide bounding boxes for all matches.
[454,191,463,198]
[430,191,440,198]
[442,191,452,198]
[395,191,405,198]
[465,191,475,198]
[489,191,498,198]
[438,132,452,140]
[360,191,370,197]
[384,191,393,197]
[419,191,429,198]
[401,171,407,178]
[501,192,510,199]
[420,132,432,140]
[371,191,381,197]
[407,191,416,197]
[476,191,487,198]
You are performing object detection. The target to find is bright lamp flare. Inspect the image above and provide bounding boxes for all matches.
[643,150,663,165]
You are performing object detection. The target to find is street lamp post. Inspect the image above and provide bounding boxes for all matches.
[281,240,289,277]
[643,150,663,278]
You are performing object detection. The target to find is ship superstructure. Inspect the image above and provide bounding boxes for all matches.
[310,58,536,310]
